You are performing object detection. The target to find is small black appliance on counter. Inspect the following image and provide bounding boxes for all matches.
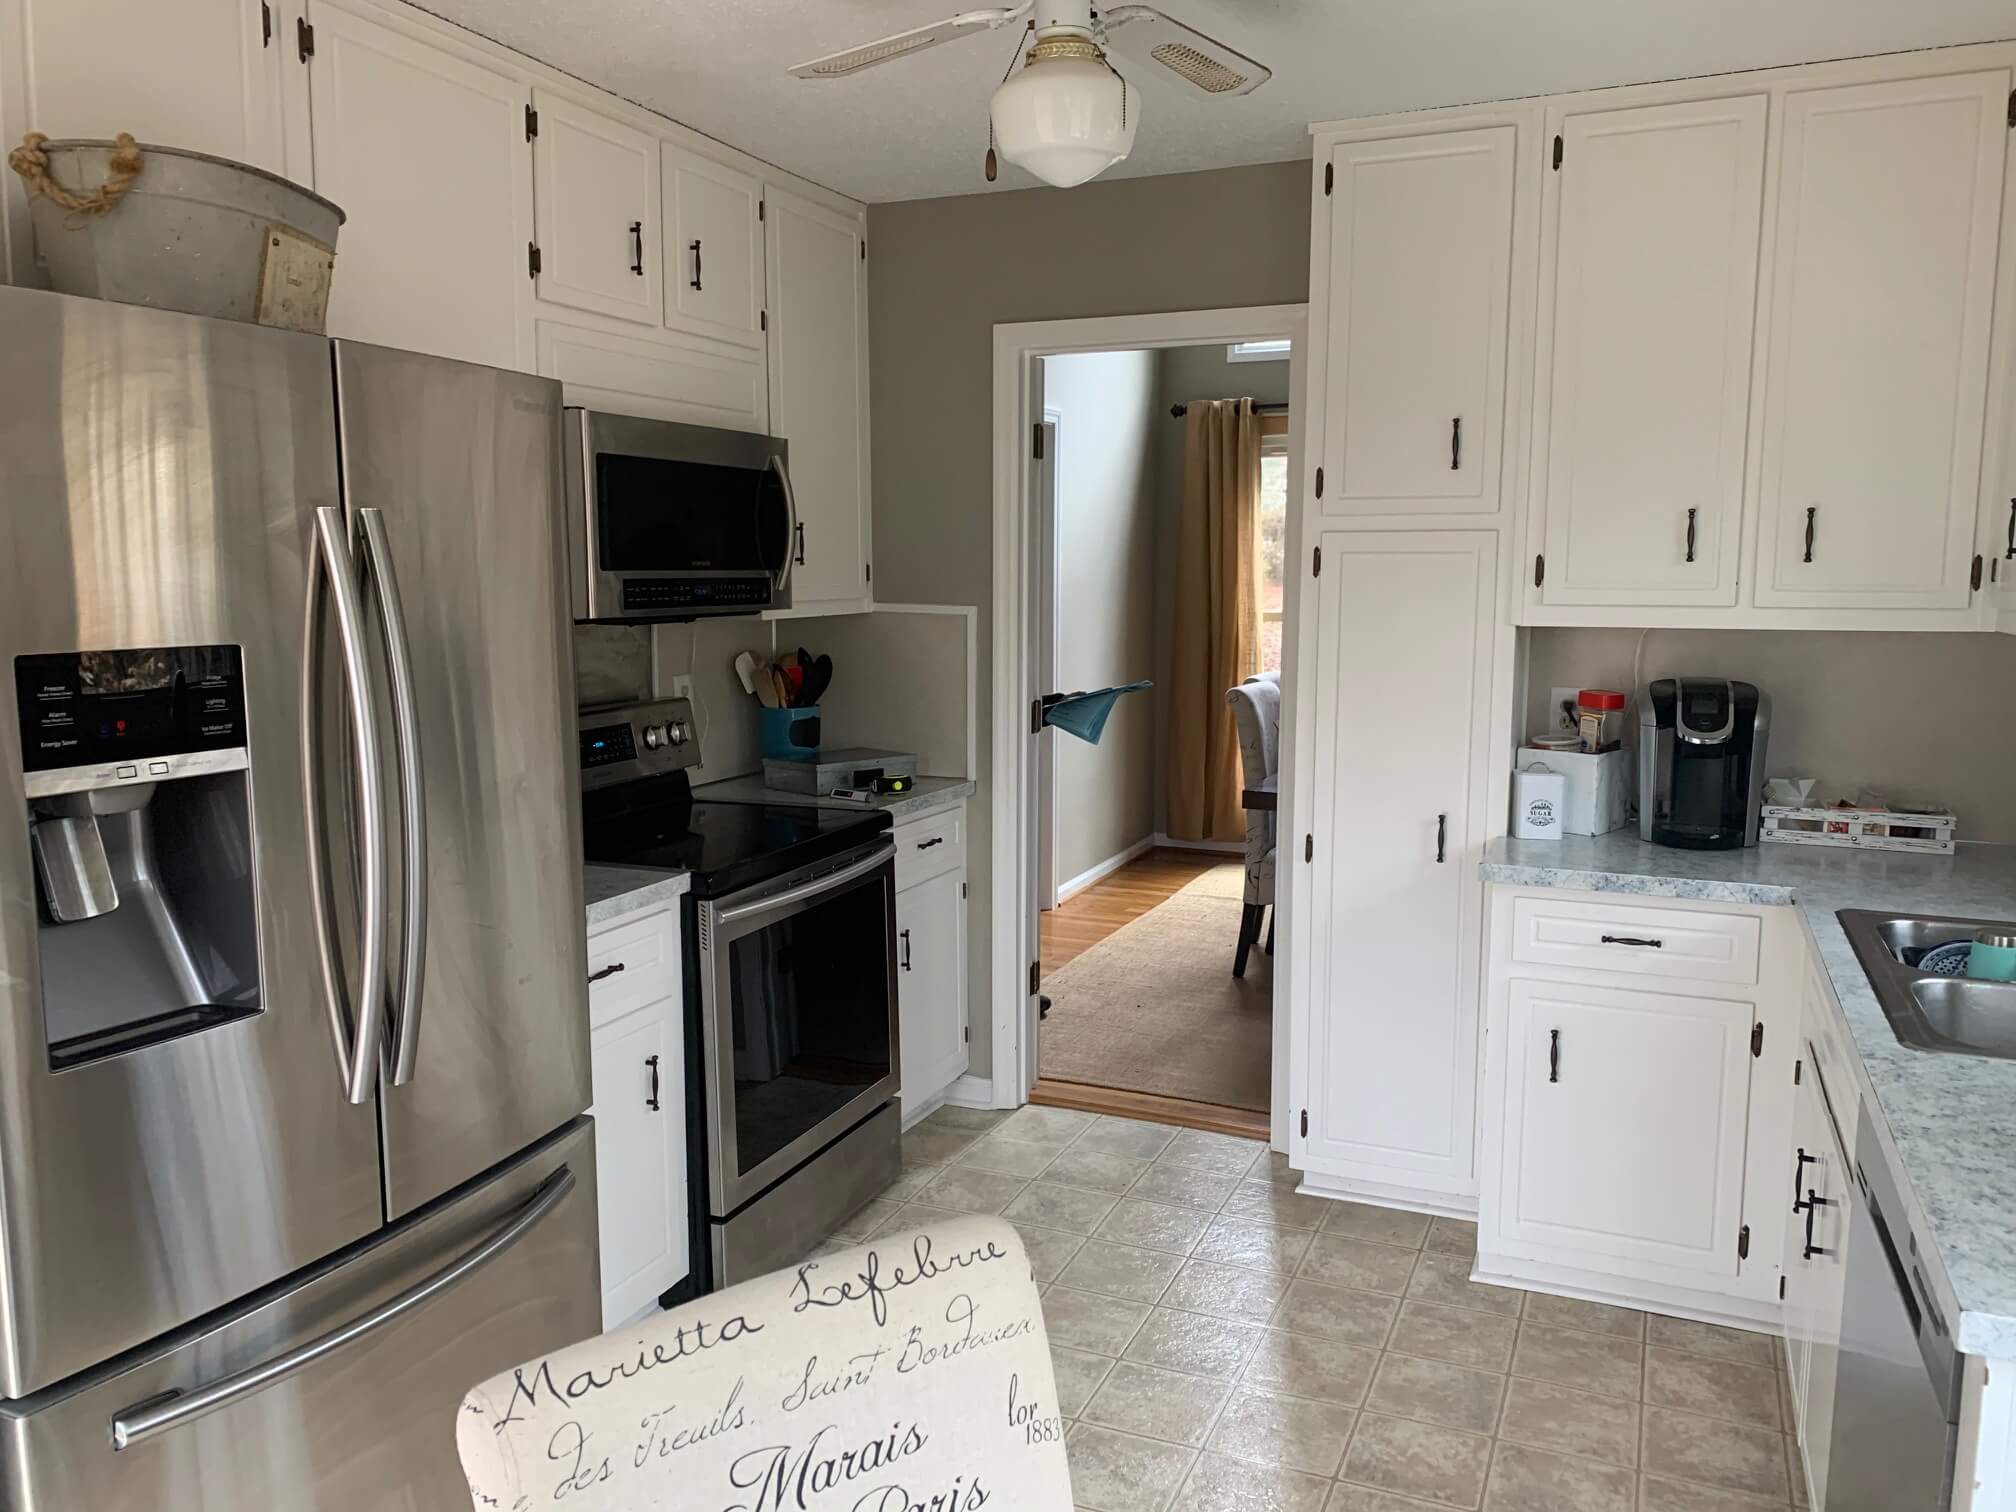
[1637,678,1771,850]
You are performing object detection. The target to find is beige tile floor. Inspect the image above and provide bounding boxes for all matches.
[839,1104,1810,1512]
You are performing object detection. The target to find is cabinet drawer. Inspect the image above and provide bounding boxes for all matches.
[894,807,965,892]
[1511,897,1761,985]
[587,904,680,1025]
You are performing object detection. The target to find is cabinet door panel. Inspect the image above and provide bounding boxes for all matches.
[897,869,967,1113]
[533,88,661,325]
[589,1003,677,1327]
[1755,71,2009,608]
[1501,979,1753,1278]
[663,145,764,350]
[766,187,870,610]
[307,0,531,371]
[1298,531,1496,1188]
[1322,126,1516,515]
[536,318,767,432]
[1533,97,1765,606]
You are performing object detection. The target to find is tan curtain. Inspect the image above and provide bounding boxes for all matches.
[1166,398,1261,842]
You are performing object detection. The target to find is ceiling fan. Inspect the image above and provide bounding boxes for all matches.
[790,1,1272,190]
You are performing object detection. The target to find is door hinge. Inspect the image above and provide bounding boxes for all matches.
[1030,698,1043,735]
[525,104,539,140]
[527,242,542,279]
[1738,1224,1751,1261]
[296,16,315,61]
[1032,423,1045,460]
[1972,553,1985,592]
[1751,1021,1764,1058]
[1313,465,1324,499]
[1552,134,1563,170]
[1029,960,1041,995]
[1312,545,1322,577]
[1304,833,1313,863]
[1779,1275,1787,1300]
[261,1,271,47]
[1533,553,1546,588]
[1323,162,1333,196]
[1300,1108,1308,1138]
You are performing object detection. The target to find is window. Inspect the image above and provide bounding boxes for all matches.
[1226,338,1292,364]
[1257,417,1290,674]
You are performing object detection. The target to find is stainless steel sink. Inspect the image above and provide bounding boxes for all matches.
[1839,909,2016,1058]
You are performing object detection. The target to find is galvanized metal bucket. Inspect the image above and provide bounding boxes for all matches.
[20,140,345,331]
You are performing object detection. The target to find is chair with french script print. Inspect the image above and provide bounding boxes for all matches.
[456,1214,1074,1511]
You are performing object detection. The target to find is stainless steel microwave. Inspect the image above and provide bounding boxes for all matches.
[564,409,797,622]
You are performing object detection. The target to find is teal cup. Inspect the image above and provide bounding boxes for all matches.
[1967,930,2016,982]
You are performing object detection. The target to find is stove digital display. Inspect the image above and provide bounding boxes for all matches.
[579,723,637,770]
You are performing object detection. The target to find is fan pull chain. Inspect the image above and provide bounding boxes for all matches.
[985,20,1034,182]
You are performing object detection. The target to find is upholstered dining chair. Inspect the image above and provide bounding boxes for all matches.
[1225,670,1280,978]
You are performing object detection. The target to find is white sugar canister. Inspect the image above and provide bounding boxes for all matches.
[1513,762,1569,840]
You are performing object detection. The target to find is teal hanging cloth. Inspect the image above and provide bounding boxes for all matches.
[1039,681,1153,745]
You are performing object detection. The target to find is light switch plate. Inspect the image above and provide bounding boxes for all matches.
[669,674,695,702]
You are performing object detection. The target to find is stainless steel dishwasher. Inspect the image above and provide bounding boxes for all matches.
[1826,1104,1961,1511]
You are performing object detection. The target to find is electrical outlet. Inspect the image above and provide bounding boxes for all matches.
[669,674,694,703]
[1549,686,1582,735]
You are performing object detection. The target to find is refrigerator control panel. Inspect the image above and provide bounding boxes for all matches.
[14,645,247,774]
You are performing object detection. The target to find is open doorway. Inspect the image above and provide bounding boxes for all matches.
[1000,312,1304,1141]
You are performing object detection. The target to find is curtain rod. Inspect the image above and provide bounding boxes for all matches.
[1168,402,1291,418]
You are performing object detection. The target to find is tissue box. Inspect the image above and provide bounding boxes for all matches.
[1515,746,1634,835]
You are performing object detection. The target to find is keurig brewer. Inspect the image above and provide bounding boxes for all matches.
[1638,678,1771,850]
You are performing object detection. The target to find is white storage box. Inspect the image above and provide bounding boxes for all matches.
[1515,746,1634,836]
[1513,764,1569,839]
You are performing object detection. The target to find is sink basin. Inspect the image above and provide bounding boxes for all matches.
[1839,909,2016,1059]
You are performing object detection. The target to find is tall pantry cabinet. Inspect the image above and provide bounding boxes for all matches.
[1286,109,1531,1210]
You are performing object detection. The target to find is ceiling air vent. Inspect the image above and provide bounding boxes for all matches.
[1151,41,1247,94]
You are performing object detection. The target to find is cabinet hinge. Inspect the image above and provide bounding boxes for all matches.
[1323,162,1333,195]
[296,16,314,61]
[961,881,968,899]
[865,561,871,584]
[759,199,766,221]
[1751,1021,1764,1058]
[1304,833,1313,863]
[1972,554,1985,592]
[1029,960,1041,996]
[527,242,542,279]
[964,1026,970,1043]
[1779,1275,1787,1300]
[860,240,866,261]
[1738,1224,1750,1261]
[1533,553,1546,588]
[1312,545,1322,577]
[2008,88,2015,129]
[1300,1108,1309,1138]
[1313,465,1324,499]
[1030,698,1043,735]
[261,1,271,47]
[525,104,539,140]
[1552,134,1563,170]
[1032,423,1045,460]
[1794,1057,1802,1086]
[760,309,768,333]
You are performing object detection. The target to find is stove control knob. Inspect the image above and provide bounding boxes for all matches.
[642,723,667,750]
[668,719,691,746]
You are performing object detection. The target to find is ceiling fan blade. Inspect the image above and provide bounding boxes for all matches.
[790,6,1031,79]
[1097,5,1271,97]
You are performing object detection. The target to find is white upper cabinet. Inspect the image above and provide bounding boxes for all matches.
[531,87,662,326]
[661,144,765,350]
[1295,530,1498,1196]
[1319,126,1517,517]
[536,318,767,432]
[766,185,871,612]
[1531,96,1767,608]
[306,0,531,371]
[1753,70,2010,610]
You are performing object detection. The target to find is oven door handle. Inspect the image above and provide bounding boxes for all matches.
[713,843,894,929]
[770,454,799,598]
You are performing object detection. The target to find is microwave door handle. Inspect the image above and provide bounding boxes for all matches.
[713,843,894,928]
[303,508,391,1106]
[357,509,428,1086]
[770,454,798,596]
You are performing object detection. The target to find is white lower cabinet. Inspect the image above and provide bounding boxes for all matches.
[893,805,967,1121]
[586,903,688,1328]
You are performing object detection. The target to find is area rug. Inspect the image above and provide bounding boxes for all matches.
[1038,862,1272,1112]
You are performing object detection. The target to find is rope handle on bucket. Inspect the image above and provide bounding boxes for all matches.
[7,132,144,218]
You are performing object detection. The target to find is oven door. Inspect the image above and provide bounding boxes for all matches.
[696,841,899,1216]
[567,409,795,621]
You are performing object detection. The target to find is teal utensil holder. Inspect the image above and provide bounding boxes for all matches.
[760,705,821,759]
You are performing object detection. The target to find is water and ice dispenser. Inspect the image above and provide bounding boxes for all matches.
[15,647,262,1067]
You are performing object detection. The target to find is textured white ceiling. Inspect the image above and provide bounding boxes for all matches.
[421,0,2016,202]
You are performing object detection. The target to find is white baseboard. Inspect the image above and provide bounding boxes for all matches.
[1295,1170,1481,1220]
[1153,833,1245,855]
[941,1073,1003,1110]
[1058,835,1156,902]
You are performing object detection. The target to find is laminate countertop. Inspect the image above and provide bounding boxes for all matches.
[1485,831,2016,1356]
[583,864,691,929]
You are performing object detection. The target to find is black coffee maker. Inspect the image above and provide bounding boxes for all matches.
[1637,679,1772,849]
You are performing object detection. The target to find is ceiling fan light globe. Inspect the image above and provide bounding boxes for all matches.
[990,55,1138,188]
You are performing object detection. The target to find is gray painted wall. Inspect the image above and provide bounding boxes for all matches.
[1525,628,2016,842]
[867,160,1312,1077]
[1045,350,1160,888]
[1149,343,1293,837]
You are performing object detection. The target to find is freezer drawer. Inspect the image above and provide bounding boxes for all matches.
[0,1120,600,1512]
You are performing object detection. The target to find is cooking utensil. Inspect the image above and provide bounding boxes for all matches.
[753,663,782,709]
[784,663,805,704]
[770,666,792,709]
[733,651,759,698]
[800,653,834,707]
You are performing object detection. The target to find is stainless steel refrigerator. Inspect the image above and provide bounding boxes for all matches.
[0,286,599,1509]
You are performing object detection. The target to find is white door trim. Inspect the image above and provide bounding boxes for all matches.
[989,304,1309,1149]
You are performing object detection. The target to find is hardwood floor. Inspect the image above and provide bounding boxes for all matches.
[1039,847,1228,976]
[1033,845,1269,1140]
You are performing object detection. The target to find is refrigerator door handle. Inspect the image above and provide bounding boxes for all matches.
[302,506,391,1106]
[110,1165,577,1451]
[358,507,429,1086]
